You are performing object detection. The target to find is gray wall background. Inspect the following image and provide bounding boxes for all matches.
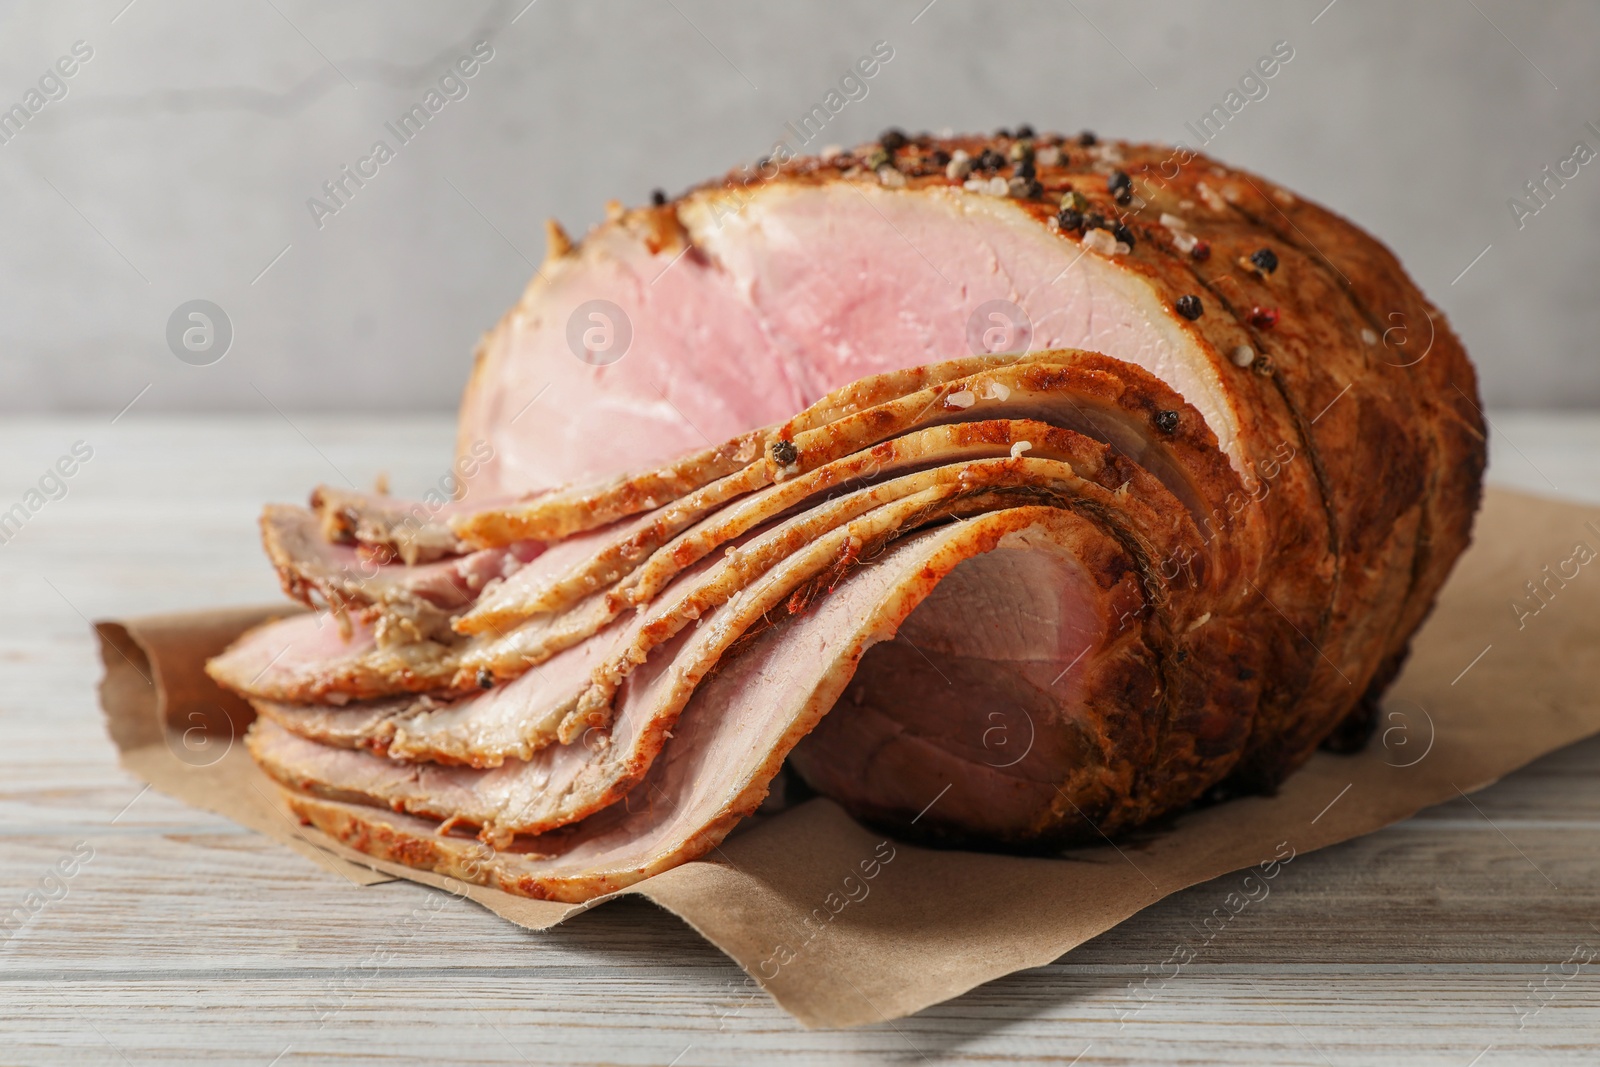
[1,0,1595,414]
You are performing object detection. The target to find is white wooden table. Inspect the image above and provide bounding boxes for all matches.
[1,412,1597,1066]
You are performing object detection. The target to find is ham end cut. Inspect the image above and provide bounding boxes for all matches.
[211,130,1485,902]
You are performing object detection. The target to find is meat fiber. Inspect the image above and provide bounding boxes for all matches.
[210,130,1484,902]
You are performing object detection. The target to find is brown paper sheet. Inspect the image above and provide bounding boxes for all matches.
[93,486,1600,1028]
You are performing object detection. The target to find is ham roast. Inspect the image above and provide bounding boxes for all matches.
[208,131,1485,902]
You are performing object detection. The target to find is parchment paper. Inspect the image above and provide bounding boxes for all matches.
[94,486,1600,1028]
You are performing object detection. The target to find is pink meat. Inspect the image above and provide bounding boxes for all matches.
[461,184,1241,502]
[458,219,809,499]
[789,535,1106,839]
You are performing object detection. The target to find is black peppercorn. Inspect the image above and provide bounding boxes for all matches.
[1154,410,1180,434]
[995,127,1012,139]
[1015,159,1036,181]
[1108,170,1132,205]
[1056,209,1084,232]
[976,148,1005,171]
[1113,223,1136,249]
[772,440,799,466]
[879,128,908,153]
[1015,124,1035,138]
[1079,130,1097,146]
[650,188,666,207]
[1083,212,1108,231]
[1175,295,1204,320]
[1250,247,1279,274]
[476,668,494,689]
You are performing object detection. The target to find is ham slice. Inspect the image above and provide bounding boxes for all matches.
[282,506,1155,900]
[206,130,1484,903]
[261,505,537,644]
[249,615,619,766]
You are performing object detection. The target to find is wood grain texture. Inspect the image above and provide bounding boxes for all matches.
[0,413,1596,1065]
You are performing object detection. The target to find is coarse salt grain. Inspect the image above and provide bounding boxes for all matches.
[1010,440,1033,459]
[946,149,972,181]
[1171,230,1199,254]
[820,144,843,161]
[1082,228,1119,255]
[1361,328,1379,345]
[1035,145,1061,166]
[1231,344,1256,367]
[983,380,1012,401]
[1160,212,1189,231]
[944,389,976,409]
[877,166,907,188]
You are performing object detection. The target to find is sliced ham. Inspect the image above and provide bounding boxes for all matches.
[208,130,1484,904]
[256,429,1223,840]
[249,615,618,766]
[283,506,1158,899]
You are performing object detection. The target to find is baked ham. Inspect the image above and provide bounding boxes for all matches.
[208,131,1484,902]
